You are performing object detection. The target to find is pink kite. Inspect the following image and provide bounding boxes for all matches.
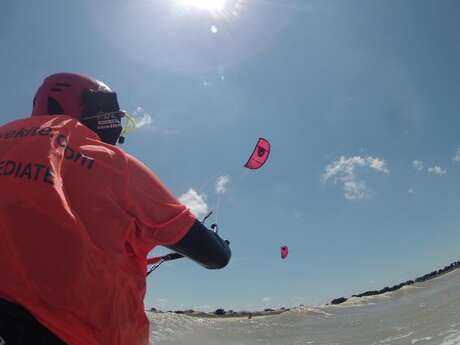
[280,245,288,259]
[244,138,271,170]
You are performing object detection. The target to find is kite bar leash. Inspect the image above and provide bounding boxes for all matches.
[147,253,184,276]
[146,211,219,275]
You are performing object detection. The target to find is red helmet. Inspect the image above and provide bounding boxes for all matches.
[32,73,126,145]
[31,72,113,120]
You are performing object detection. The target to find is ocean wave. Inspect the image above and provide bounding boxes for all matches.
[329,284,420,308]
[290,306,333,317]
[146,270,460,345]
[332,294,393,307]
[440,330,460,345]
[371,331,414,344]
[147,311,217,342]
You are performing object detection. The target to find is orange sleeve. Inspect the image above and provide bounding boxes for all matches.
[125,154,196,246]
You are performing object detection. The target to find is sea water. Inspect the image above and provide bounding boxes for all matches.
[149,269,460,345]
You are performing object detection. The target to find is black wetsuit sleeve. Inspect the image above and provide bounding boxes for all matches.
[166,220,231,269]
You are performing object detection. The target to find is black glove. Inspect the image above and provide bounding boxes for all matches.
[166,220,231,269]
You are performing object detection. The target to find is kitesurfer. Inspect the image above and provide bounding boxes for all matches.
[0,72,231,345]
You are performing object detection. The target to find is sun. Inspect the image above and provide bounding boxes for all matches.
[178,0,227,12]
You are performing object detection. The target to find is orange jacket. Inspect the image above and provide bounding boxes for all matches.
[0,115,196,345]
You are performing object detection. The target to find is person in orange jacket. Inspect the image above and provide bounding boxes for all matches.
[0,72,231,345]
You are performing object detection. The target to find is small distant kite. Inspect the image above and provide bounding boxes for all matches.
[280,245,288,259]
[244,138,271,170]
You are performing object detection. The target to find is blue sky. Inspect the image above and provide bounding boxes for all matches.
[3,0,460,312]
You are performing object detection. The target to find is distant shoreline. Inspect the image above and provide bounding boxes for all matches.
[185,309,288,319]
[148,260,460,316]
[330,260,460,305]
[149,307,291,319]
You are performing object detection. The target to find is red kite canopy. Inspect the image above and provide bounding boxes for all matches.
[244,138,270,170]
[280,245,288,259]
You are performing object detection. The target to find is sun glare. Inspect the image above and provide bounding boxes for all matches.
[179,0,227,12]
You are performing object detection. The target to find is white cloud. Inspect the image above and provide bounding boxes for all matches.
[343,180,369,200]
[412,160,447,176]
[215,175,230,194]
[262,297,270,302]
[427,166,447,176]
[368,157,390,174]
[178,189,209,219]
[130,106,153,129]
[322,156,389,201]
[408,187,415,194]
[413,160,424,171]
[453,148,460,162]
